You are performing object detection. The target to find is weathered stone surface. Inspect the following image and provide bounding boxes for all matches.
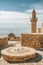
[2,54,36,62]
[37,28,41,33]
[21,33,43,49]
[1,47,36,62]
[0,36,8,47]
[0,47,43,65]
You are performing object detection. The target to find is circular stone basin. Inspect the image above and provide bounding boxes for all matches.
[1,46,36,62]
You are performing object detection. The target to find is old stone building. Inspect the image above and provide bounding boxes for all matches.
[8,33,16,41]
[0,36,8,47]
[30,8,37,33]
[21,9,43,49]
[21,33,43,49]
[8,33,20,41]
[37,28,41,33]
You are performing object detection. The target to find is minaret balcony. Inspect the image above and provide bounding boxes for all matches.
[30,17,38,22]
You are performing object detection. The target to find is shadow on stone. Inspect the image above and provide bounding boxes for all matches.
[25,53,42,63]
[7,53,42,64]
[38,48,43,51]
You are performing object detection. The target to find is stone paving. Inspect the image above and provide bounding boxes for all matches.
[0,49,43,65]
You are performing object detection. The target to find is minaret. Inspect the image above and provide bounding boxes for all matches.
[30,8,37,33]
[41,23,43,33]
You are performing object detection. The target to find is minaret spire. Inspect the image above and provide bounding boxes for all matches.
[32,7,36,19]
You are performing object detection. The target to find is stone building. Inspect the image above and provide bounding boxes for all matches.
[0,36,8,47]
[8,33,20,41]
[21,33,43,49]
[0,36,8,57]
[21,9,43,49]
[30,8,37,33]
[37,28,41,33]
[8,33,16,41]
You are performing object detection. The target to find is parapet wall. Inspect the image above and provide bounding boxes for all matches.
[21,33,43,49]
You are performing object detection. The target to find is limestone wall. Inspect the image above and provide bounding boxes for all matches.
[0,36,8,47]
[21,34,43,49]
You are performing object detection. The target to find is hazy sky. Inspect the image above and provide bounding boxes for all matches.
[0,0,43,36]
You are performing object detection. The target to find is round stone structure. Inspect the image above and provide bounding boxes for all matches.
[1,46,36,62]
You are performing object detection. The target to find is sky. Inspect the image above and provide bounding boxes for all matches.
[0,0,43,12]
[0,0,43,36]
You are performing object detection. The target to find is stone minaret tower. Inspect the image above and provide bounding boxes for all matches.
[30,8,37,33]
[41,23,43,33]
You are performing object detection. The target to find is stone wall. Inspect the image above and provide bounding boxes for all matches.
[21,34,43,49]
[0,36,8,47]
[0,36,8,58]
[15,37,20,41]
